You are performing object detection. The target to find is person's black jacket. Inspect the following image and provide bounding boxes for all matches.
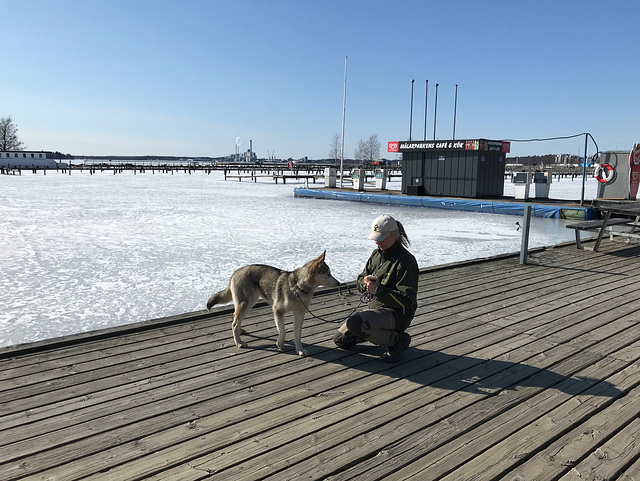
[356,239,419,330]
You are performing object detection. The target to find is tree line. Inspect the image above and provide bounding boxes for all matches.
[329,133,381,164]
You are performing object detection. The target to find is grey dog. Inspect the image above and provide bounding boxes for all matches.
[207,251,340,356]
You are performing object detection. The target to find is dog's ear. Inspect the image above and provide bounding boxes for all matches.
[311,251,326,271]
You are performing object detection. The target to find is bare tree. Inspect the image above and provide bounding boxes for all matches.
[354,139,365,161]
[354,134,380,163]
[0,117,25,151]
[328,133,341,161]
[365,134,381,162]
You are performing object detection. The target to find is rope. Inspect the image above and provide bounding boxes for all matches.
[503,132,600,162]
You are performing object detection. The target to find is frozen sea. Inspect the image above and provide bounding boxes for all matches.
[0,169,598,347]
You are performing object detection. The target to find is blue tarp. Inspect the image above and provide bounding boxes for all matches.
[293,188,596,220]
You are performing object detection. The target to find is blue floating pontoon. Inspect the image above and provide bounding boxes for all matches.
[293,188,596,220]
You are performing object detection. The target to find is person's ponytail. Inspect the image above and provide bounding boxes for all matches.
[396,221,410,248]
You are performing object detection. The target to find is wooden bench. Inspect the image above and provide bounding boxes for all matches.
[566,217,636,250]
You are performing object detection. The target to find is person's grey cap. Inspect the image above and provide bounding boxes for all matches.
[367,214,398,241]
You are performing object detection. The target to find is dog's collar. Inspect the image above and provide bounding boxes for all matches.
[293,284,310,296]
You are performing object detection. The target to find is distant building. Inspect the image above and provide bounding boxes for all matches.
[0,151,65,168]
[243,150,257,162]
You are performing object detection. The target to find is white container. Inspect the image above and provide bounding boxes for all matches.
[374,169,387,190]
[512,172,532,200]
[352,169,365,190]
[532,171,552,199]
[324,167,337,188]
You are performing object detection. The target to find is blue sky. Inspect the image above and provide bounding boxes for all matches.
[2,0,638,159]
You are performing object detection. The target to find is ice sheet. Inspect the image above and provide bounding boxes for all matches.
[0,170,596,346]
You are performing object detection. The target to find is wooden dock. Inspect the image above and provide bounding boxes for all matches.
[2,238,640,480]
[221,166,402,185]
[222,166,326,184]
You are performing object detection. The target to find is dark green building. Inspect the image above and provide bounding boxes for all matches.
[394,139,509,198]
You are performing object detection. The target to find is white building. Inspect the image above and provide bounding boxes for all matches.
[0,151,66,169]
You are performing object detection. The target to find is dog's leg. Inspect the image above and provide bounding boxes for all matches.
[292,312,309,357]
[273,308,287,352]
[232,302,249,349]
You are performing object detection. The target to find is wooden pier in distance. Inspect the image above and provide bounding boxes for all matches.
[2,238,640,480]
[220,165,401,185]
[222,168,323,184]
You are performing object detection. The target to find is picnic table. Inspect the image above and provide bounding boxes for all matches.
[568,200,640,251]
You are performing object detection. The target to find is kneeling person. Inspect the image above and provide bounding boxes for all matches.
[334,214,419,362]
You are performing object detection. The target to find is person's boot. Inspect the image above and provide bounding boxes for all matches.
[380,331,411,362]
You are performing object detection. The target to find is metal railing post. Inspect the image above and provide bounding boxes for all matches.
[520,205,532,264]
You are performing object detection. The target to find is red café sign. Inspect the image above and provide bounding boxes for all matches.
[388,139,510,153]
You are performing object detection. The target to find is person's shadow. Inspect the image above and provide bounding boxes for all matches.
[235,301,622,400]
[286,341,624,399]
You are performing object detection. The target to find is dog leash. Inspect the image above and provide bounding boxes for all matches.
[293,284,375,324]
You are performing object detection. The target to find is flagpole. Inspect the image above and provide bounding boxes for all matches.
[452,84,458,140]
[433,83,439,140]
[423,80,428,141]
[409,79,415,141]
[340,56,347,188]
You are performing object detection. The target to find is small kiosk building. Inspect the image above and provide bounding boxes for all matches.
[389,139,510,198]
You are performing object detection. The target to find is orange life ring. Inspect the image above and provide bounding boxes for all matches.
[594,163,614,183]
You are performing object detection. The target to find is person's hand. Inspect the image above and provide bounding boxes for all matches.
[364,275,379,295]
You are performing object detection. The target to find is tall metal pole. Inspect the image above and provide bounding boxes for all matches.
[409,79,414,141]
[580,133,588,207]
[423,80,428,141]
[340,56,347,188]
[452,84,458,140]
[433,83,439,140]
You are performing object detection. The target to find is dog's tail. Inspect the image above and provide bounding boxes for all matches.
[206,286,233,310]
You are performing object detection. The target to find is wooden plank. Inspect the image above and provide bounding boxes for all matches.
[617,455,640,480]
[500,376,640,480]
[557,418,640,481]
[411,364,640,481]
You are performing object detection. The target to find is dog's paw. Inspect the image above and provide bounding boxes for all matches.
[275,340,285,351]
[235,340,247,349]
[298,349,309,357]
